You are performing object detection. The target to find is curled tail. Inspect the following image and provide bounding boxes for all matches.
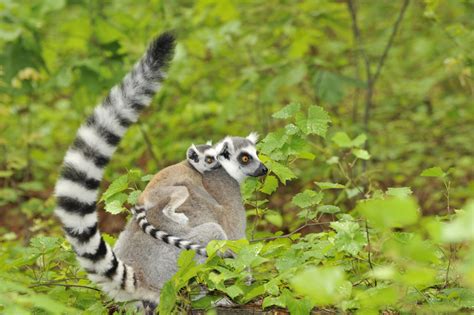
[54,32,175,300]
[131,205,234,259]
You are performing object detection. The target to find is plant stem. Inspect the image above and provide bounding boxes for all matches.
[30,282,101,292]
[365,220,377,286]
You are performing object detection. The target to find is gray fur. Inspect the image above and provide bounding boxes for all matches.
[114,136,267,304]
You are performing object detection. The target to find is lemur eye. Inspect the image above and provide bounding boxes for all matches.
[205,156,214,164]
[241,154,250,164]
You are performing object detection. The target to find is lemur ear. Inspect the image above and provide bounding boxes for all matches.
[246,132,259,144]
[206,140,213,145]
[187,144,199,162]
[216,138,233,160]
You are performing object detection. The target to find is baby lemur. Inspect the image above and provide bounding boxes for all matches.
[155,142,219,226]
[53,32,267,306]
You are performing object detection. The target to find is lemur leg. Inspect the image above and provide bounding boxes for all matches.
[162,186,189,224]
[144,185,190,225]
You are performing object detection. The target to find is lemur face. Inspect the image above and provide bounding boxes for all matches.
[187,143,220,174]
[215,132,268,183]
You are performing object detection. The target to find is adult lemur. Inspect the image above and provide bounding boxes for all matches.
[54,32,267,306]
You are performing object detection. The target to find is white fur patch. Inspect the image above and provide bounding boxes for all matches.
[55,179,98,204]
[55,209,97,233]
[67,230,101,255]
[94,106,127,137]
[246,132,259,144]
[77,125,116,157]
[64,150,104,180]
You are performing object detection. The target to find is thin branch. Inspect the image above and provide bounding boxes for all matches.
[372,0,410,84]
[251,219,365,243]
[347,0,372,83]
[365,220,377,286]
[30,282,101,292]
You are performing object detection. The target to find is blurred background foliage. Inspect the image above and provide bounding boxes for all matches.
[0,0,473,314]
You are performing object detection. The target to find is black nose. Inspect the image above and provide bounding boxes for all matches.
[250,163,268,177]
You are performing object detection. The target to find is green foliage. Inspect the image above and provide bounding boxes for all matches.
[1,0,473,313]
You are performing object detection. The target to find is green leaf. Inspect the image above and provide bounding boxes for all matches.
[104,199,125,215]
[101,174,128,201]
[267,160,296,185]
[292,190,323,208]
[127,190,141,205]
[313,70,346,105]
[306,105,331,137]
[441,201,474,243]
[272,103,301,119]
[260,175,278,195]
[356,197,420,229]
[351,134,367,147]
[222,284,244,299]
[141,174,154,182]
[290,266,349,306]
[315,181,345,190]
[386,187,413,198]
[317,205,341,214]
[264,210,283,227]
[421,166,446,178]
[352,149,371,160]
[158,281,177,314]
[331,132,353,148]
[262,295,286,309]
[330,221,366,256]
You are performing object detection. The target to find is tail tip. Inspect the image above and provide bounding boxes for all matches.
[147,31,176,66]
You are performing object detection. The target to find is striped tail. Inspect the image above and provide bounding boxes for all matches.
[54,32,175,300]
[131,205,234,259]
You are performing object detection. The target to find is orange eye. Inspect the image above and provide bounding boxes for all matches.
[241,155,250,163]
[205,156,214,164]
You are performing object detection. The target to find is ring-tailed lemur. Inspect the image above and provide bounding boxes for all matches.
[128,136,266,257]
[53,32,175,301]
[113,133,266,307]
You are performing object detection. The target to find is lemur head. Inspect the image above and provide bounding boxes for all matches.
[187,141,220,174]
[215,132,268,183]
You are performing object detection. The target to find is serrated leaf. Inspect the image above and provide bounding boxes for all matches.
[285,123,300,135]
[268,160,296,185]
[260,175,278,195]
[259,130,288,154]
[127,190,141,205]
[306,105,331,137]
[315,181,345,190]
[292,190,323,208]
[330,221,366,256]
[104,199,125,215]
[272,103,301,119]
[352,149,370,160]
[421,166,446,178]
[101,175,128,201]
